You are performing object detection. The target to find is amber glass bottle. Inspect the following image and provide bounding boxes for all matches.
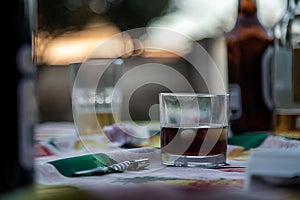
[226,0,273,134]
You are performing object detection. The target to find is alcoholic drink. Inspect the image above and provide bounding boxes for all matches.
[273,113,300,139]
[160,125,227,157]
[74,112,115,135]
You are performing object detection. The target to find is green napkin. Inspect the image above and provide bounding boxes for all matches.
[228,132,270,150]
[49,153,116,177]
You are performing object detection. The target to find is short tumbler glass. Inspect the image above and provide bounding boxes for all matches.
[159,93,230,167]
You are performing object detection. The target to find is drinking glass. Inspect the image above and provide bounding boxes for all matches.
[159,93,230,167]
[69,58,123,135]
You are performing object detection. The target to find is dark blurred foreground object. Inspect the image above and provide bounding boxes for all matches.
[36,184,268,200]
[1,0,37,198]
[226,0,273,134]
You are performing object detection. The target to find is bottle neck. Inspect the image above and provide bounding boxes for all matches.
[287,0,296,13]
[238,0,257,16]
[236,0,261,26]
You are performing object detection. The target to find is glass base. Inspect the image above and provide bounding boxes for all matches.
[161,152,226,167]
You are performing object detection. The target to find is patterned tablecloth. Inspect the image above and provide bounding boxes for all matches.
[34,122,300,200]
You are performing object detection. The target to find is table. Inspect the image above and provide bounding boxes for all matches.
[34,122,300,200]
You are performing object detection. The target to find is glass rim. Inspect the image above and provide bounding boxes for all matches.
[69,58,123,67]
[159,92,229,97]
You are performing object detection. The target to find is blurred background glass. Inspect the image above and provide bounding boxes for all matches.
[35,0,286,123]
